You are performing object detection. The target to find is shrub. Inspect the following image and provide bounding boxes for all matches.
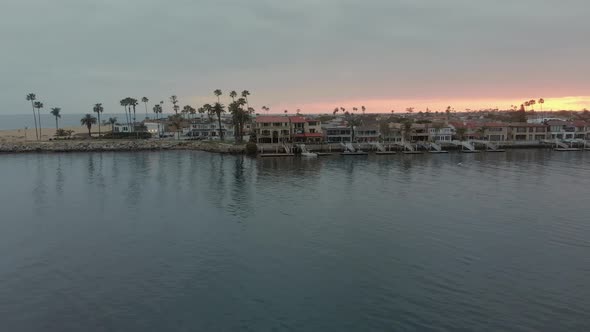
[245,142,258,155]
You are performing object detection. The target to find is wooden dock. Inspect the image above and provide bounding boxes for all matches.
[375,151,397,155]
[554,148,581,152]
[259,153,295,157]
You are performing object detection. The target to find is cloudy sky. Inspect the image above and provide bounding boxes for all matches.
[2,0,589,114]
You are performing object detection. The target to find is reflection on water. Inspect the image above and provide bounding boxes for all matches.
[0,150,589,331]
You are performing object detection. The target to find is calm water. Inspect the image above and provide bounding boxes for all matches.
[1,151,589,331]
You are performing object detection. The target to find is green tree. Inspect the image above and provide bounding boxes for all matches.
[168,114,184,140]
[210,102,226,140]
[229,98,249,142]
[229,90,237,102]
[401,119,413,142]
[33,101,44,140]
[93,103,104,137]
[455,127,467,141]
[80,114,97,137]
[142,97,149,119]
[50,107,61,131]
[26,93,39,140]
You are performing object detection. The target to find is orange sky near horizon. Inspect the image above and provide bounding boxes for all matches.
[272,96,590,114]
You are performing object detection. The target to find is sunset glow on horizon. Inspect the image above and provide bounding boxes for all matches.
[266,96,590,114]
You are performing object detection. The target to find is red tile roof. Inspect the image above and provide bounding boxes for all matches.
[289,116,307,123]
[255,116,289,123]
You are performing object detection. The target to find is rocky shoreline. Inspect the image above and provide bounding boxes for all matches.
[0,140,246,154]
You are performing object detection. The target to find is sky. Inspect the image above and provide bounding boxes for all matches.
[1,0,589,115]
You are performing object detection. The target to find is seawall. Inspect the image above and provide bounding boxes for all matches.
[0,140,246,154]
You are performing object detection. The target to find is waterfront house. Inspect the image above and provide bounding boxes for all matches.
[546,120,575,140]
[355,125,380,142]
[323,120,352,143]
[508,123,548,142]
[255,116,322,144]
[480,123,510,141]
[188,118,234,140]
[428,123,454,142]
[144,122,165,136]
[572,121,589,139]
[292,117,324,143]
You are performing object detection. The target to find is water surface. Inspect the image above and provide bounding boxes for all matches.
[0,151,589,331]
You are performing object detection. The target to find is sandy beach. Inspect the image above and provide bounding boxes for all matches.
[0,126,110,143]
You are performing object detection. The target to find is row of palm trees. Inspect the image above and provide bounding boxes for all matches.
[27,90,254,141]
[161,90,253,142]
[26,93,67,140]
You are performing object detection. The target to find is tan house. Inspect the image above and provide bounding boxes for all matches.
[255,116,323,143]
[508,123,548,141]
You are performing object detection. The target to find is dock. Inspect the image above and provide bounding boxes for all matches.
[259,153,295,157]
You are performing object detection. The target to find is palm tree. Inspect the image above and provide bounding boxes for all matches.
[333,107,339,115]
[211,102,226,139]
[50,107,61,132]
[202,103,214,122]
[261,106,269,114]
[445,106,452,121]
[529,99,536,111]
[214,89,222,103]
[34,101,44,139]
[93,103,104,137]
[170,95,179,114]
[120,98,129,128]
[361,105,366,115]
[80,114,97,137]
[344,111,362,142]
[26,93,39,140]
[142,97,149,119]
[230,90,237,102]
[406,107,414,114]
[153,104,163,137]
[241,90,250,110]
[108,117,117,134]
[229,98,247,141]
[129,98,138,130]
[539,98,545,112]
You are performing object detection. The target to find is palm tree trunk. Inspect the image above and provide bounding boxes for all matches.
[144,103,148,119]
[37,109,42,140]
[98,113,101,137]
[31,101,39,140]
[55,117,58,132]
[218,115,223,140]
[87,125,91,137]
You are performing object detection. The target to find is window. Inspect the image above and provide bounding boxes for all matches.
[310,129,316,133]
[535,127,545,132]
[516,128,527,133]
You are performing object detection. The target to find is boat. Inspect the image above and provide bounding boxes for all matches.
[301,152,318,157]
